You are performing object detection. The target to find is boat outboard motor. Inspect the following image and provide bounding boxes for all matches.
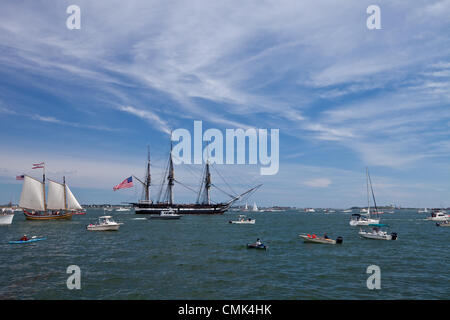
[390,232,398,240]
[336,236,343,244]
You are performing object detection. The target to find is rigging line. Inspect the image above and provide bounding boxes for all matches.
[368,171,379,211]
[211,183,236,199]
[174,179,199,195]
[212,164,237,196]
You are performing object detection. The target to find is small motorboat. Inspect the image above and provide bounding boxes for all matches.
[426,209,449,222]
[299,234,343,244]
[0,207,15,225]
[148,209,181,220]
[86,216,121,231]
[229,215,255,224]
[358,224,397,240]
[115,207,131,212]
[436,221,450,227]
[247,242,267,250]
[9,236,47,244]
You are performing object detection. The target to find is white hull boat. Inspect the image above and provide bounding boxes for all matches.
[0,208,14,225]
[426,211,449,222]
[359,230,397,240]
[87,216,121,231]
[229,215,255,224]
[349,216,380,226]
[351,168,381,227]
[299,234,343,244]
[115,207,131,212]
[149,209,181,220]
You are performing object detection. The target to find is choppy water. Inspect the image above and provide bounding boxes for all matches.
[0,209,448,299]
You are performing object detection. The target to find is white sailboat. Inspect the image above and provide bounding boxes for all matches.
[20,174,82,220]
[349,168,380,226]
[252,202,259,212]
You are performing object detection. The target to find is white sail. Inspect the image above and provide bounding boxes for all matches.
[65,185,82,210]
[252,202,258,211]
[19,175,45,211]
[47,180,66,210]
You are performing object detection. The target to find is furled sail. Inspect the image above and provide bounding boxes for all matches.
[47,180,66,210]
[65,185,82,210]
[19,175,45,211]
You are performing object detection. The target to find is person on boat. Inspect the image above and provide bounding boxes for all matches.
[256,238,262,246]
[323,233,329,239]
[20,234,29,241]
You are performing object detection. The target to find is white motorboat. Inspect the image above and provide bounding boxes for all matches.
[358,224,397,240]
[418,208,428,214]
[148,209,181,220]
[115,207,131,212]
[426,209,449,222]
[304,208,315,213]
[299,233,343,244]
[342,209,353,213]
[0,208,15,225]
[86,216,120,231]
[229,215,255,224]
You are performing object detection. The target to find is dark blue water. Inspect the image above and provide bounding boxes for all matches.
[0,209,448,299]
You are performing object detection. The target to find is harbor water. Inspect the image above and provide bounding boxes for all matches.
[0,209,448,299]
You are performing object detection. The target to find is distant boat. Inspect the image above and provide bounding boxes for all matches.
[304,208,315,213]
[418,208,428,213]
[115,207,131,212]
[19,173,82,220]
[252,202,259,212]
[349,168,380,226]
[358,224,398,240]
[426,209,449,222]
[342,209,353,213]
[229,215,255,224]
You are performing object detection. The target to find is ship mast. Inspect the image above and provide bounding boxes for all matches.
[204,161,211,205]
[43,165,47,212]
[167,140,174,205]
[145,146,151,201]
[63,176,67,211]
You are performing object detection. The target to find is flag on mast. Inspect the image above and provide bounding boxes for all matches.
[113,176,133,191]
[16,175,24,180]
[32,162,45,169]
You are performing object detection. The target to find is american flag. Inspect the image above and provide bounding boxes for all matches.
[16,175,24,180]
[32,162,45,169]
[113,176,133,191]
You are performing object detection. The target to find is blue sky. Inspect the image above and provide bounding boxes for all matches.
[1,0,450,207]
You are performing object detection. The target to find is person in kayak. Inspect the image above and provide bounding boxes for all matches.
[20,235,29,241]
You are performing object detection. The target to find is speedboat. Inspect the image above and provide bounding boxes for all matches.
[349,213,380,226]
[358,224,397,240]
[86,216,120,231]
[115,207,131,212]
[426,209,449,222]
[149,209,181,220]
[0,208,15,225]
[299,234,343,244]
[229,215,255,224]
[304,208,315,213]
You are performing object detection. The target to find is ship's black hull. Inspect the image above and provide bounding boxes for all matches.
[131,202,230,215]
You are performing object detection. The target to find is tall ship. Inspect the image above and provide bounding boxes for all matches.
[19,166,83,220]
[131,146,261,214]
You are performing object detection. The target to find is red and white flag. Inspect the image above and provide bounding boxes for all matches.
[32,162,45,169]
[113,176,133,191]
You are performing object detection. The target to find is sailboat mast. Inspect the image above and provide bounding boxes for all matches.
[366,167,370,218]
[43,165,47,212]
[63,176,67,211]
[168,141,174,205]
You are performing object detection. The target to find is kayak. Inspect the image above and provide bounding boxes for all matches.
[247,243,267,250]
[9,237,47,244]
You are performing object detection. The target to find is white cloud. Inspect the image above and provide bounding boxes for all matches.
[304,178,332,188]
